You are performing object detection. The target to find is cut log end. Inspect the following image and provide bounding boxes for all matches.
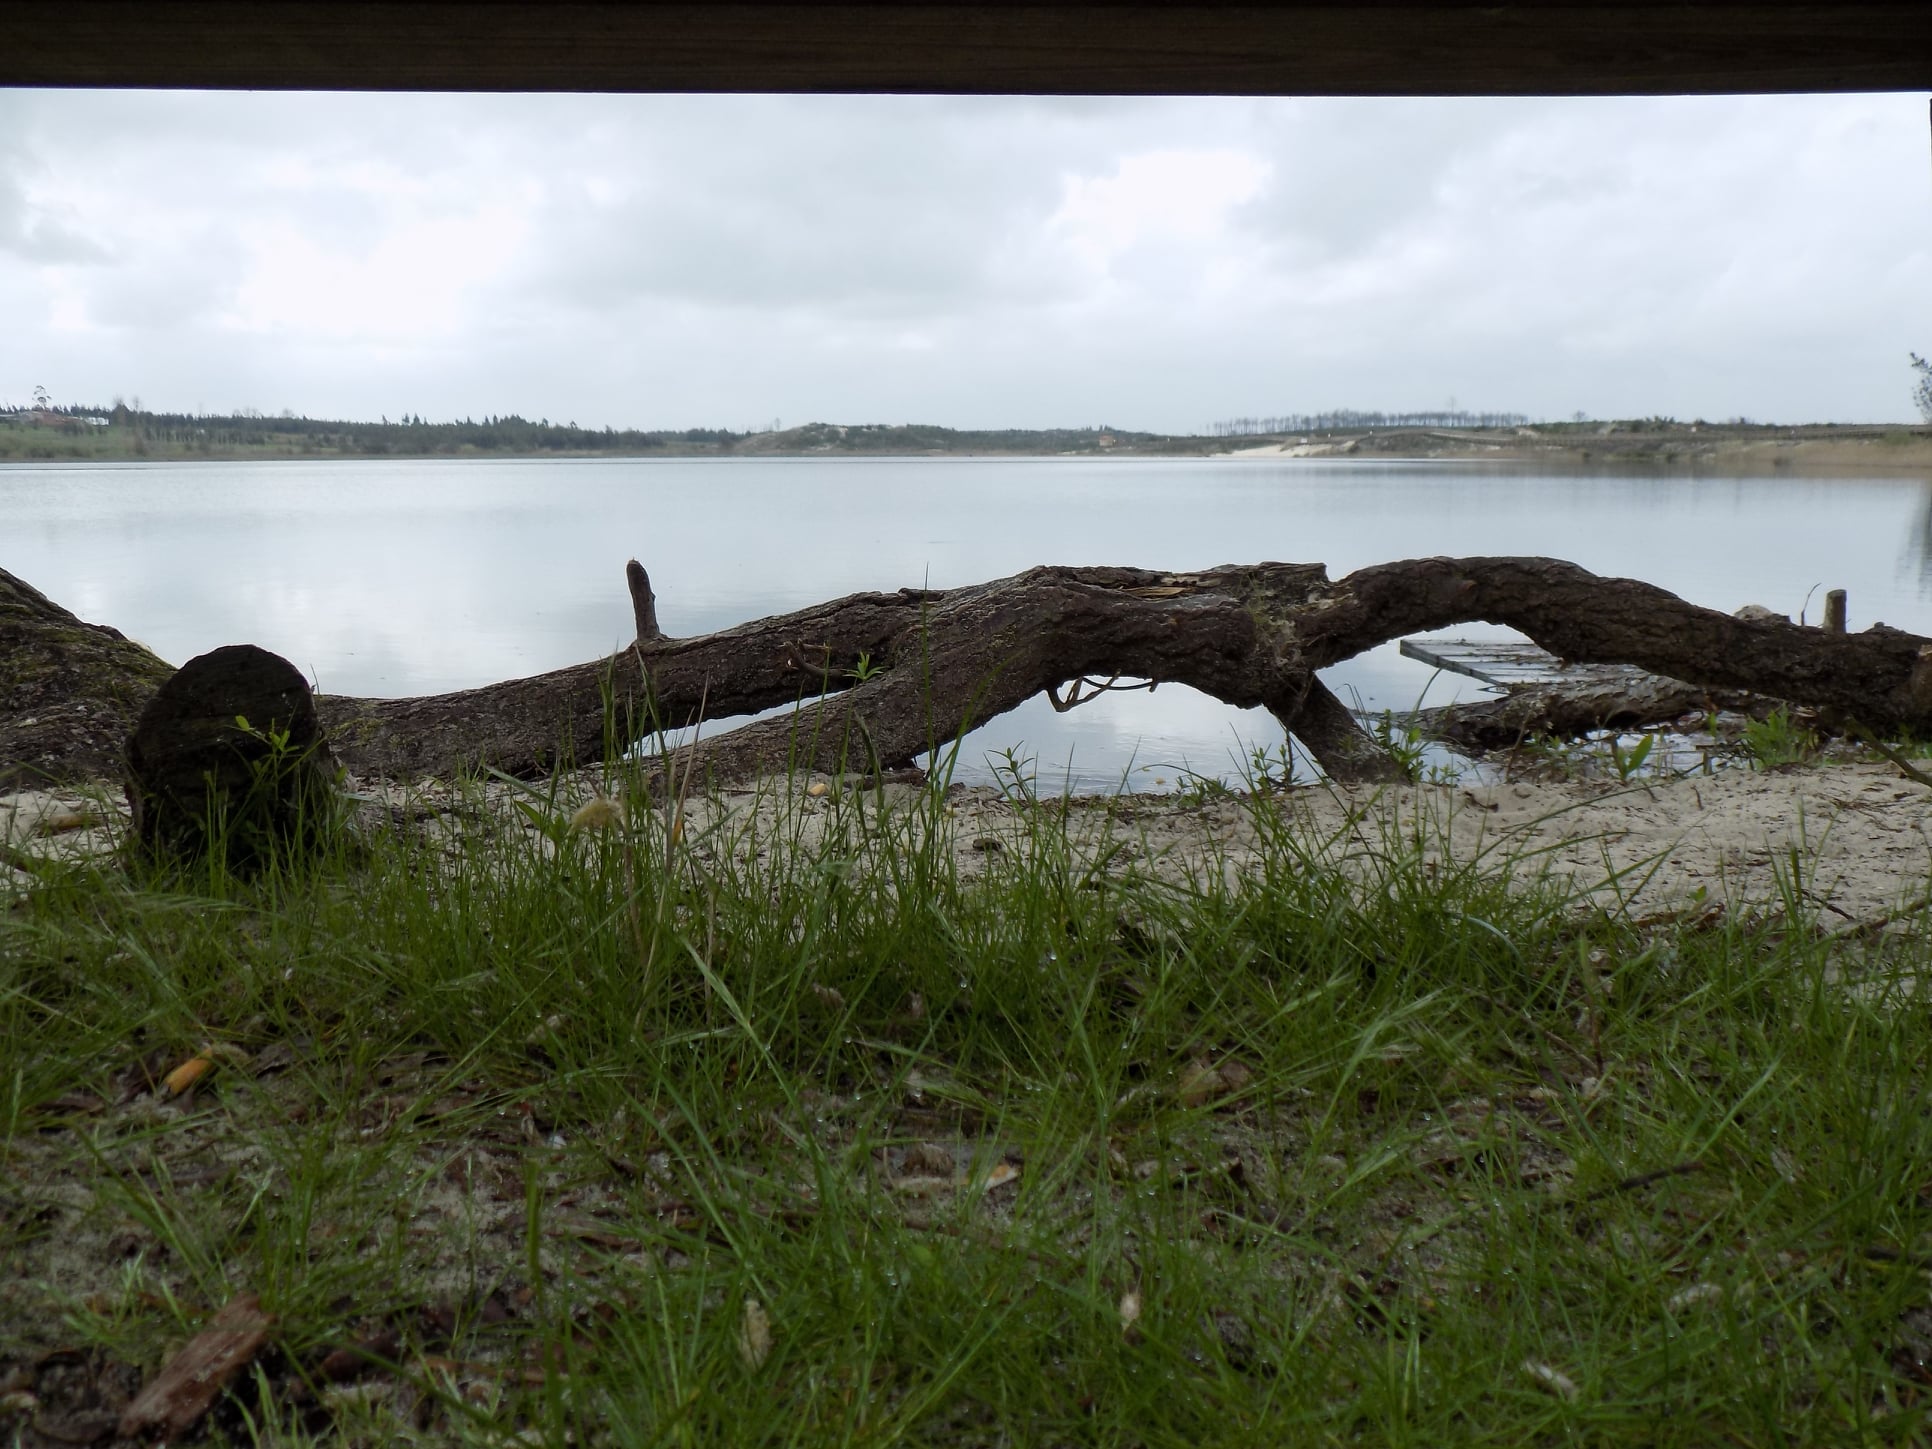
[125,644,339,870]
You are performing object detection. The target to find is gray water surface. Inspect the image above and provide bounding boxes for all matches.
[8,455,1931,790]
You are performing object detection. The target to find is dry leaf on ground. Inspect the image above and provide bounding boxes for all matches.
[37,808,101,835]
[1177,1057,1254,1108]
[739,1299,773,1369]
[1521,1360,1579,1402]
[162,1055,214,1095]
[974,1160,1021,1192]
[1177,1059,1223,1109]
[901,1142,957,1177]
[1666,1282,1723,1312]
[568,796,623,832]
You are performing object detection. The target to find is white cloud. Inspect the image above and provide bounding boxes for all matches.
[228,202,530,341]
[0,91,1927,425]
[1050,147,1271,274]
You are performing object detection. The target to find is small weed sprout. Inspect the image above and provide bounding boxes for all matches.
[1742,707,1818,769]
[1607,731,1654,782]
[1349,673,1461,785]
[989,746,1039,804]
[1367,710,1428,781]
[1244,741,1297,792]
[1172,767,1236,805]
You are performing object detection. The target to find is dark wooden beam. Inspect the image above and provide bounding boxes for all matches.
[3,3,1928,97]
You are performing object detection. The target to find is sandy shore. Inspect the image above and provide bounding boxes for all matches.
[1215,425,1932,472]
[8,762,1930,930]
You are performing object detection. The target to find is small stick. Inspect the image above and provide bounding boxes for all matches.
[1824,887,1932,941]
[626,558,662,642]
[1841,716,1932,791]
[0,840,56,880]
[1579,1160,1703,1202]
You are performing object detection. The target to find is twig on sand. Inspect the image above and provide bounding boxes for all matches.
[1825,888,1932,942]
[1579,1161,1704,1203]
[1842,716,1932,790]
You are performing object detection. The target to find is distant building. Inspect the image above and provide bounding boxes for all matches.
[16,409,108,430]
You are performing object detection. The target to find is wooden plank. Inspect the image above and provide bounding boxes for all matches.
[1399,637,1666,690]
[1400,638,1562,687]
[3,3,1928,96]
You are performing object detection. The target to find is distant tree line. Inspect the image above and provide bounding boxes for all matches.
[0,403,1175,460]
[775,421,1163,453]
[1211,410,1531,437]
[20,403,744,455]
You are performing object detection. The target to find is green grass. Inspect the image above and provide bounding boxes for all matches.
[5,762,1932,1445]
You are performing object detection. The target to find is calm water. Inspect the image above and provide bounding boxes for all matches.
[8,456,1932,790]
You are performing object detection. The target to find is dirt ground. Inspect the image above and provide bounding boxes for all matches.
[6,760,1932,1442]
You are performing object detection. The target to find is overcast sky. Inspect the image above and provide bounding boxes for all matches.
[2,89,1928,431]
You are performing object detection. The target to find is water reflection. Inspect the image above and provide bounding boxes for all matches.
[6,456,1932,790]
[1908,480,1932,589]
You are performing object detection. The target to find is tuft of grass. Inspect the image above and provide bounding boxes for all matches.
[4,750,1932,1445]
[1742,707,1820,771]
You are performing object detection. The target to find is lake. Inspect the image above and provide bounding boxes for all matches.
[7,456,1932,791]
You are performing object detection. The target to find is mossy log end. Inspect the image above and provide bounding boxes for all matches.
[6,557,1931,790]
[126,644,338,869]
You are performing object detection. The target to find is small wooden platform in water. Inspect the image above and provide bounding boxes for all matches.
[1399,638,1665,692]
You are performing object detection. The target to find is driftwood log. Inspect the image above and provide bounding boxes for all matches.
[6,557,1932,790]
[1406,671,1770,751]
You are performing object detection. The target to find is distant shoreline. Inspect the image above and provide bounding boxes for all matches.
[2,417,1928,472]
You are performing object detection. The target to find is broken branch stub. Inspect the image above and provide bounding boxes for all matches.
[627,557,662,642]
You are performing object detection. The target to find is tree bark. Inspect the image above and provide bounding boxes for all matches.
[7,557,1931,790]
[1,566,174,787]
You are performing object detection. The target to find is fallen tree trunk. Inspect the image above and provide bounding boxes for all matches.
[315,555,1932,786]
[318,559,1411,783]
[7,557,1931,789]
